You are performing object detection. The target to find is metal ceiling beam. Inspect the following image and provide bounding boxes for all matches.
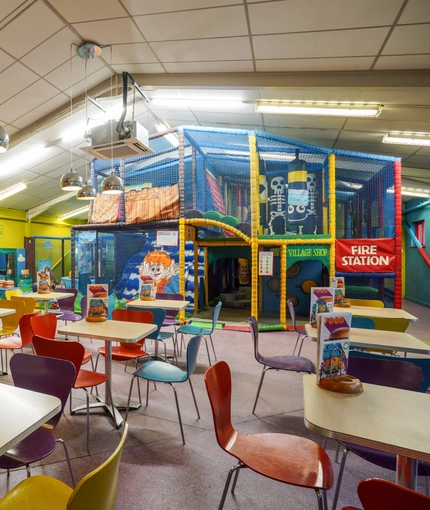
[26,192,77,221]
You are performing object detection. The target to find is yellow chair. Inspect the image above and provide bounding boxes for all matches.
[10,295,37,314]
[4,289,22,300]
[372,317,409,332]
[346,298,384,308]
[0,423,128,510]
[0,300,25,337]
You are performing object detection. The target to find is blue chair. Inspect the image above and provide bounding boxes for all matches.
[351,317,375,329]
[124,335,202,445]
[177,301,222,366]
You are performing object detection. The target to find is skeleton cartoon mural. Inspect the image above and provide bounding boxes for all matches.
[268,174,287,235]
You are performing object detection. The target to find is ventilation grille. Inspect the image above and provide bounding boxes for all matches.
[82,138,154,161]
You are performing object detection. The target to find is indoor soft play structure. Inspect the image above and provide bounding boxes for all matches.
[70,126,401,330]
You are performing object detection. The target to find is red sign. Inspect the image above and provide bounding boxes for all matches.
[336,239,395,273]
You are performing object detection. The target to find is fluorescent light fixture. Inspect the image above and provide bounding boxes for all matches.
[0,182,26,201]
[336,180,363,190]
[256,101,382,117]
[156,123,179,147]
[383,133,430,147]
[59,205,90,220]
[387,187,430,197]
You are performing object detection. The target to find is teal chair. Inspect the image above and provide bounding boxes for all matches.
[351,317,375,329]
[177,301,222,366]
[125,335,202,445]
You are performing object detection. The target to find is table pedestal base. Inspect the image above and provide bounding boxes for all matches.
[397,455,418,490]
[71,397,142,429]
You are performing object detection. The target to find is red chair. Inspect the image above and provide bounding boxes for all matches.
[32,335,111,453]
[204,360,333,510]
[94,309,153,373]
[341,478,430,510]
[30,313,93,369]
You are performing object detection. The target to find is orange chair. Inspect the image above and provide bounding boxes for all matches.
[341,478,430,510]
[204,361,333,510]
[0,311,41,375]
[32,335,111,453]
[30,313,93,368]
[94,309,153,373]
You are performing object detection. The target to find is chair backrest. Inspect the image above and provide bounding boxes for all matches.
[5,289,23,299]
[156,292,184,319]
[204,360,235,452]
[0,300,25,331]
[209,301,222,334]
[112,308,153,324]
[19,311,42,348]
[11,295,37,313]
[185,335,202,377]
[346,298,384,308]
[67,423,128,510]
[32,335,84,379]
[351,317,376,329]
[371,317,409,332]
[54,287,78,310]
[30,312,57,339]
[129,307,165,340]
[10,353,76,429]
[287,299,297,328]
[350,350,430,393]
[81,296,88,319]
[356,477,430,510]
[347,355,424,391]
[249,316,264,364]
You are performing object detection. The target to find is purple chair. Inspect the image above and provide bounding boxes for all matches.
[331,356,426,510]
[287,299,309,356]
[249,316,315,414]
[0,353,76,486]
[51,288,82,324]
[156,292,186,357]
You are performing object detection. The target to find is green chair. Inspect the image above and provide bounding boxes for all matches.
[0,423,128,510]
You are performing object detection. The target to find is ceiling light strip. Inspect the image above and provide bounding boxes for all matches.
[59,205,90,220]
[256,102,382,117]
[0,182,27,201]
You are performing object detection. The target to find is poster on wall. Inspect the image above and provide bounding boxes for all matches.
[156,230,178,247]
[259,251,274,276]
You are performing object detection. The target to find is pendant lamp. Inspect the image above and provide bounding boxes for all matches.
[0,126,9,153]
[76,180,96,200]
[60,169,84,191]
[101,170,124,194]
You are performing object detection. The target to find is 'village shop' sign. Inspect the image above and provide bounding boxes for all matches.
[336,239,395,273]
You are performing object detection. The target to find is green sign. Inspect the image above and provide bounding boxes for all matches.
[287,244,330,269]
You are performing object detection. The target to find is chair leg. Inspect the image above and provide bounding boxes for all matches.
[293,332,302,356]
[252,365,269,414]
[203,336,212,366]
[169,382,185,445]
[188,378,200,419]
[330,446,350,510]
[297,335,307,356]
[315,489,327,510]
[57,438,76,487]
[218,462,246,510]
[125,376,137,422]
[208,334,217,362]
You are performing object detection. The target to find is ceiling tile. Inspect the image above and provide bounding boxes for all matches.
[111,43,158,64]
[21,28,81,77]
[257,89,363,102]
[111,63,166,74]
[163,61,254,73]
[345,117,430,134]
[134,6,248,41]
[357,88,430,105]
[0,1,64,58]
[399,0,430,23]
[122,0,239,15]
[12,92,69,130]
[256,57,374,72]
[248,0,404,34]
[0,62,39,105]
[71,18,145,45]
[47,0,129,23]
[0,49,14,73]
[253,28,390,59]
[374,54,430,70]
[150,37,252,62]
[383,25,430,55]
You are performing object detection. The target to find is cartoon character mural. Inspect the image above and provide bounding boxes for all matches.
[138,250,180,293]
[268,174,287,235]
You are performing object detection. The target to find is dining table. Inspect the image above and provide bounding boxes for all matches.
[304,324,430,355]
[0,309,16,318]
[303,374,430,490]
[0,383,61,456]
[24,291,75,313]
[342,304,418,322]
[57,319,157,428]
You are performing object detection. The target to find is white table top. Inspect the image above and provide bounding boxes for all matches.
[126,299,190,311]
[0,309,15,318]
[304,324,430,355]
[303,374,430,463]
[24,291,75,301]
[58,319,157,343]
[341,304,418,322]
[0,383,61,456]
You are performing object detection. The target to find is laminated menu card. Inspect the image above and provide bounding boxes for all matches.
[330,277,346,306]
[86,283,109,322]
[309,287,335,328]
[316,311,352,384]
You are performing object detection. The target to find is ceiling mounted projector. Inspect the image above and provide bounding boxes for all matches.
[81,120,154,160]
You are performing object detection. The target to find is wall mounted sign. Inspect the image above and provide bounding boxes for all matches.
[259,251,274,276]
[336,238,395,273]
[156,230,178,247]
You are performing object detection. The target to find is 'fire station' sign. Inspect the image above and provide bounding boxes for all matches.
[336,238,395,273]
